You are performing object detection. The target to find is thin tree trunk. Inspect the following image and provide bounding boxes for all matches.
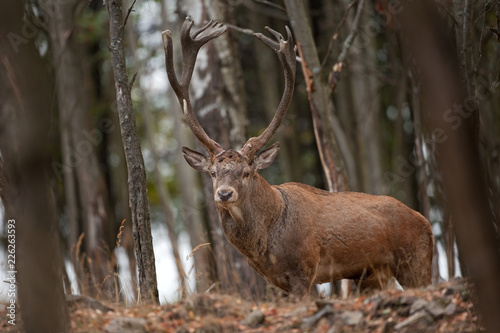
[285,0,358,298]
[249,10,299,182]
[284,0,348,192]
[125,15,187,299]
[444,214,456,279]
[388,45,417,207]
[409,74,440,282]
[328,2,360,192]
[344,0,384,194]
[103,68,138,300]
[106,0,159,304]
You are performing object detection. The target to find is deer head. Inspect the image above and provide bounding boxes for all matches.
[162,17,296,207]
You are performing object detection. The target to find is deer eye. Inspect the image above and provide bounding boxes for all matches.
[210,171,216,178]
[243,171,250,178]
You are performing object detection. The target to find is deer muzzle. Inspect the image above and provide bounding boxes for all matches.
[215,186,238,204]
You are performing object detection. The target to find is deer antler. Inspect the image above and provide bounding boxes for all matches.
[239,26,296,159]
[162,16,227,156]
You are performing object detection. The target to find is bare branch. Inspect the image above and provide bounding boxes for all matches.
[123,0,137,27]
[296,41,344,192]
[129,71,137,90]
[320,0,358,69]
[253,0,286,12]
[328,0,366,92]
[490,2,500,41]
[226,23,255,36]
[233,0,288,21]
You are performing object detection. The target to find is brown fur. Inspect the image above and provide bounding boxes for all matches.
[183,147,434,296]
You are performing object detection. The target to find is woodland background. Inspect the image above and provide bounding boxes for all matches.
[0,0,499,332]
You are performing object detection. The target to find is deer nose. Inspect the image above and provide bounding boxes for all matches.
[217,190,233,202]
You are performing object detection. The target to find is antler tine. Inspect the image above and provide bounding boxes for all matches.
[179,16,227,91]
[162,16,226,156]
[239,26,296,159]
[162,30,183,103]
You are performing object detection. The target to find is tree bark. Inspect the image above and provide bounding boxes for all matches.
[409,73,440,282]
[284,0,348,192]
[248,9,300,182]
[397,1,500,331]
[0,0,70,330]
[325,0,360,192]
[125,13,187,298]
[176,0,267,299]
[344,0,385,194]
[44,0,117,300]
[106,0,159,304]
[477,2,500,243]
[160,0,214,295]
[454,0,478,132]
[102,69,138,300]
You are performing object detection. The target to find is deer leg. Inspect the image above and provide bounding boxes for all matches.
[288,275,311,297]
[358,265,394,291]
[287,260,318,297]
[406,233,433,287]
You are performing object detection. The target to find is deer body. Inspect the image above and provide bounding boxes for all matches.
[216,171,433,295]
[163,18,434,296]
[182,147,433,295]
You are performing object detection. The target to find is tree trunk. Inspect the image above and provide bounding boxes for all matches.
[454,0,478,133]
[176,0,267,299]
[106,0,159,304]
[102,68,138,300]
[285,0,358,297]
[344,0,384,194]
[125,12,187,299]
[409,73,440,282]
[320,0,360,192]
[475,1,500,252]
[397,1,500,331]
[387,41,417,207]
[171,89,215,293]
[160,0,214,295]
[249,10,300,183]
[0,1,70,330]
[44,0,117,300]
[284,0,348,192]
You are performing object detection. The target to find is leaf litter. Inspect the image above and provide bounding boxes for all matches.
[0,278,482,332]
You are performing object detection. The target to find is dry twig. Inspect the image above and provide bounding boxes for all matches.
[187,243,211,260]
[116,219,126,247]
[320,0,358,69]
[328,0,366,92]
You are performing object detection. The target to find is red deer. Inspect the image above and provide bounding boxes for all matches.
[162,17,434,296]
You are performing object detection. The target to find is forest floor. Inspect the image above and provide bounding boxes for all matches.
[1,278,482,332]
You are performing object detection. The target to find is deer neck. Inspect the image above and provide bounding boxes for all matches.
[216,174,283,257]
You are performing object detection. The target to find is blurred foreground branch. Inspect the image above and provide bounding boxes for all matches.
[397,1,500,331]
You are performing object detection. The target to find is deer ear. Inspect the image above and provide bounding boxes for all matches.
[182,146,211,172]
[253,142,280,170]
